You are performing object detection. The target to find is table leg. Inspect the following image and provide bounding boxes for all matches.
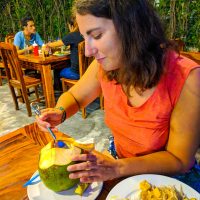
[41,64,55,108]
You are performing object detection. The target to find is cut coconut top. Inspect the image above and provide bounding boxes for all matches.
[39,146,81,169]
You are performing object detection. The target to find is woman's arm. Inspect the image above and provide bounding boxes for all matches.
[68,67,200,182]
[37,59,101,131]
[47,40,64,48]
[56,59,102,117]
[166,67,200,171]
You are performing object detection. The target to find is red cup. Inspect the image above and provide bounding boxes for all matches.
[33,45,39,56]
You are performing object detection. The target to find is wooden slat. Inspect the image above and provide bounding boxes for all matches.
[0,61,7,85]
[0,123,67,200]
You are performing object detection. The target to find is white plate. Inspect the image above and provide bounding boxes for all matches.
[53,51,70,57]
[27,171,103,200]
[106,174,200,200]
[53,54,67,57]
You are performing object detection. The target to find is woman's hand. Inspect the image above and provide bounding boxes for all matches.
[67,151,121,183]
[36,108,63,132]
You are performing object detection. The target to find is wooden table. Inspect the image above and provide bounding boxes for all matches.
[18,54,70,108]
[0,123,120,200]
[181,51,200,64]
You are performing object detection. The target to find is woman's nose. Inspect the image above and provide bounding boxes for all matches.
[84,41,97,57]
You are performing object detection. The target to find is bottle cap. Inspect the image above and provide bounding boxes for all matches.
[33,41,38,46]
[57,140,66,148]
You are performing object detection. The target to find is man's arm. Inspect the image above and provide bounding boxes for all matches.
[15,45,33,55]
[14,33,24,55]
[35,32,43,47]
[13,32,33,55]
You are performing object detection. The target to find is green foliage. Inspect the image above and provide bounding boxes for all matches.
[0,0,199,51]
[0,0,74,41]
[155,0,200,51]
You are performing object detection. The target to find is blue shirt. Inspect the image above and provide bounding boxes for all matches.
[14,31,43,49]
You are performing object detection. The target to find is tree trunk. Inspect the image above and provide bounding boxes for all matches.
[169,0,176,39]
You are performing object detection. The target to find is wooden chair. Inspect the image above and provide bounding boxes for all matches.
[61,41,104,118]
[173,38,185,51]
[5,33,15,44]
[0,60,6,85]
[0,42,43,116]
[0,33,15,85]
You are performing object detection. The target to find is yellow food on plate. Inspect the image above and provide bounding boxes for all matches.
[140,179,151,191]
[53,50,70,56]
[74,183,89,196]
[139,180,197,200]
[53,51,63,55]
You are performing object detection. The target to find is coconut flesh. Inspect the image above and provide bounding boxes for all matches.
[38,140,82,192]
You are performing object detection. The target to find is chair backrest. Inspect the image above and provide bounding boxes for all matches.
[78,41,94,77]
[0,42,25,85]
[5,33,15,44]
[173,38,185,51]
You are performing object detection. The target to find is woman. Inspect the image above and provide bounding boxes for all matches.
[48,18,84,81]
[37,0,200,191]
[47,18,83,91]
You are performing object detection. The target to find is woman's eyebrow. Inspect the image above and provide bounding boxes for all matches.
[86,27,101,35]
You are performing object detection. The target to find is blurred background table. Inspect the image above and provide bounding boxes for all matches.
[0,123,120,200]
[18,54,70,108]
[181,51,200,65]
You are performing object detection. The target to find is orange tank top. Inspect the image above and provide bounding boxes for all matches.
[98,51,199,158]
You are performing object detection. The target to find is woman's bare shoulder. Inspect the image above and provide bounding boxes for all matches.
[187,66,200,86]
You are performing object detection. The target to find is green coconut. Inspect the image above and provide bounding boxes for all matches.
[38,140,82,192]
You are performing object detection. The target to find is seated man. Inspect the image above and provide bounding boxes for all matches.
[14,16,43,55]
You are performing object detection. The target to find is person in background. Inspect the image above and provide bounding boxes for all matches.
[14,16,43,55]
[36,0,200,192]
[47,18,84,86]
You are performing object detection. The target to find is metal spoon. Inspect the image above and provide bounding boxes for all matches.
[30,102,66,148]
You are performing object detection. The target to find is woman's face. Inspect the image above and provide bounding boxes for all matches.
[76,13,122,71]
